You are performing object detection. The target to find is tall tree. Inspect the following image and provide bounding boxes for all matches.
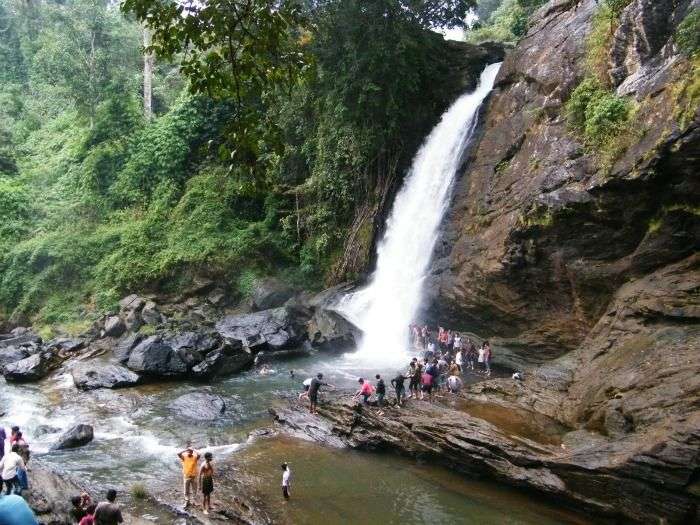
[143,26,153,120]
[31,0,140,125]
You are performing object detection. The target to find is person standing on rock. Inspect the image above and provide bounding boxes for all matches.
[0,444,25,495]
[408,360,421,399]
[466,340,478,371]
[0,427,6,461]
[308,373,334,415]
[375,374,386,407]
[93,489,123,525]
[455,347,464,373]
[199,452,214,515]
[298,377,312,402]
[177,444,201,509]
[391,371,407,406]
[11,431,29,465]
[281,463,292,500]
[483,341,492,376]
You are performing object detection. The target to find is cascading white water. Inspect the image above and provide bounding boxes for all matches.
[337,62,501,364]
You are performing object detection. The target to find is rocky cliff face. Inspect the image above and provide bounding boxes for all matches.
[386,0,699,522]
[432,0,698,363]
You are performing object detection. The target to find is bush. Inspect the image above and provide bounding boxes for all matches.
[676,8,700,57]
[566,77,631,148]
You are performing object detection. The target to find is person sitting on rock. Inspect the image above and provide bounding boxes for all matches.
[177,444,200,509]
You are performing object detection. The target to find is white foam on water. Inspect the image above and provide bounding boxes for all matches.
[336,63,502,366]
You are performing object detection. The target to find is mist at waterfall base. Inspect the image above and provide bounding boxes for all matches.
[337,63,502,366]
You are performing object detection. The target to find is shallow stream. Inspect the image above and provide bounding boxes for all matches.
[1,350,589,524]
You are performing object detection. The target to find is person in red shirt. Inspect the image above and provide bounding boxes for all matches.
[353,378,374,405]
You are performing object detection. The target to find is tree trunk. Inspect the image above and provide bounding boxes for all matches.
[143,27,153,121]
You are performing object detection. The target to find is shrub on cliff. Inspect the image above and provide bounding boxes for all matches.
[676,8,700,57]
[566,76,632,154]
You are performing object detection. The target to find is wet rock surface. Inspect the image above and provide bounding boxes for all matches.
[2,350,61,382]
[71,361,141,390]
[168,392,226,421]
[215,306,309,352]
[271,384,699,525]
[51,424,94,450]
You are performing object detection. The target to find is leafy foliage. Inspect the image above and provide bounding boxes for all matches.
[566,77,632,148]
[0,0,475,324]
[676,7,700,57]
[466,0,545,44]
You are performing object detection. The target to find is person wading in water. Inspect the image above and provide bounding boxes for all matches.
[281,463,292,500]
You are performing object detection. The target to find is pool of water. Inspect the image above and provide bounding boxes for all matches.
[234,435,590,525]
[0,349,587,523]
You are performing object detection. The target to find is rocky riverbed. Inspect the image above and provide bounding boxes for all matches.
[271,376,699,525]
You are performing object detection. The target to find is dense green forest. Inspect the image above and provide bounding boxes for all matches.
[0,0,481,330]
[3,0,693,332]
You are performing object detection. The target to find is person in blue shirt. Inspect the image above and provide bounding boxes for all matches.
[0,494,39,525]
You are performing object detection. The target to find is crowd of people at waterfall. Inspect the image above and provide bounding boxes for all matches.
[299,325,494,414]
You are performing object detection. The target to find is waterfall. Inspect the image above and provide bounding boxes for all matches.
[336,62,501,364]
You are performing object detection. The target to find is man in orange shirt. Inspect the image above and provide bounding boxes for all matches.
[177,444,200,508]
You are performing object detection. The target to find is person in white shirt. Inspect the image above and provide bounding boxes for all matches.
[0,444,26,495]
[281,462,291,500]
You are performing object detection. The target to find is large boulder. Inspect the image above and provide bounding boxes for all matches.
[308,309,359,352]
[113,333,143,363]
[2,351,60,382]
[215,306,309,352]
[250,278,298,311]
[71,362,140,390]
[191,340,253,380]
[103,316,126,338]
[45,338,84,353]
[168,392,226,421]
[141,301,163,325]
[0,346,29,367]
[126,336,188,376]
[0,331,41,349]
[119,294,146,313]
[51,424,94,450]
